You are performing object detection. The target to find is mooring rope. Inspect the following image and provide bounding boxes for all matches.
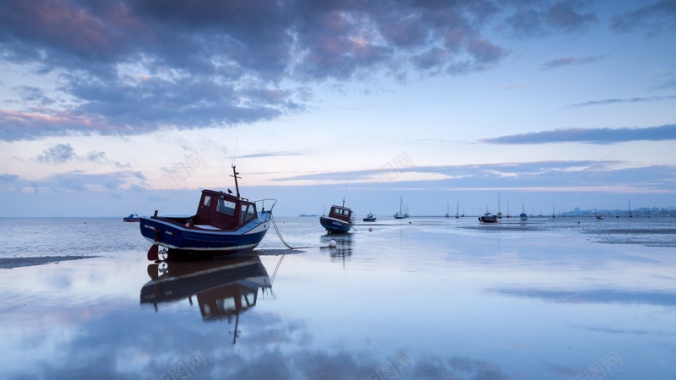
[269,213,341,250]
[270,213,302,249]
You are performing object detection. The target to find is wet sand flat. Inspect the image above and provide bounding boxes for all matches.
[0,255,98,269]
[0,216,674,379]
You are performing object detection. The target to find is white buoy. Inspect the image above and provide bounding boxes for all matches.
[329,239,337,247]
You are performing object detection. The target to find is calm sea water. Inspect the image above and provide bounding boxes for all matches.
[0,216,674,379]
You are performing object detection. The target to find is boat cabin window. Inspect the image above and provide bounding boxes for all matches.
[332,207,350,216]
[204,196,211,206]
[217,199,236,216]
[240,204,256,224]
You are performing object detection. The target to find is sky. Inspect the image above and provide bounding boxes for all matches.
[0,0,675,217]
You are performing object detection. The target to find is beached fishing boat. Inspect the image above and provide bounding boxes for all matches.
[123,213,141,222]
[139,166,275,261]
[363,212,377,222]
[478,212,498,223]
[320,200,355,233]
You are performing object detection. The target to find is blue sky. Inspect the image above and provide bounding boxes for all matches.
[0,0,675,217]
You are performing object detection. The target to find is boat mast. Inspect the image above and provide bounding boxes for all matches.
[230,165,241,198]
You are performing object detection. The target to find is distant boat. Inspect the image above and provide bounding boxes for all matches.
[445,202,450,218]
[123,213,141,222]
[628,201,633,218]
[478,212,498,224]
[519,203,527,221]
[497,193,502,219]
[139,166,275,261]
[363,212,377,222]
[596,214,604,220]
[320,200,355,233]
[394,196,408,219]
[506,202,510,218]
[455,202,460,219]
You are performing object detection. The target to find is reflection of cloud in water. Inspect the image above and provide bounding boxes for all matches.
[19,300,511,379]
[490,288,676,306]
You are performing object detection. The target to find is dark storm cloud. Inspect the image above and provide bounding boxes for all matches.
[0,0,604,141]
[482,124,676,144]
[611,0,676,35]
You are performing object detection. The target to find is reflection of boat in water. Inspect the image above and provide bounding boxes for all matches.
[139,166,276,261]
[141,255,272,343]
[321,234,354,264]
[320,200,355,233]
[362,212,376,222]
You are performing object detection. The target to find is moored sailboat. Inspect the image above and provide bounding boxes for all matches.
[394,196,408,219]
[519,203,527,221]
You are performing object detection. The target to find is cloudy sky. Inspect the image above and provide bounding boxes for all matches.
[1,0,675,217]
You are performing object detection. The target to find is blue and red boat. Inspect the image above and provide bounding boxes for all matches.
[140,166,276,260]
[319,201,355,233]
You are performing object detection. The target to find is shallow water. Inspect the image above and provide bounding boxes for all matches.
[0,216,674,379]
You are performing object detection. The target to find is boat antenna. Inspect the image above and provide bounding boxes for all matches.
[342,177,350,207]
[230,165,241,198]
[230,136,239,167]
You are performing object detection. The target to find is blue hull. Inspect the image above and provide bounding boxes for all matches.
[140,213,271,255]
[319,216,352,233]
